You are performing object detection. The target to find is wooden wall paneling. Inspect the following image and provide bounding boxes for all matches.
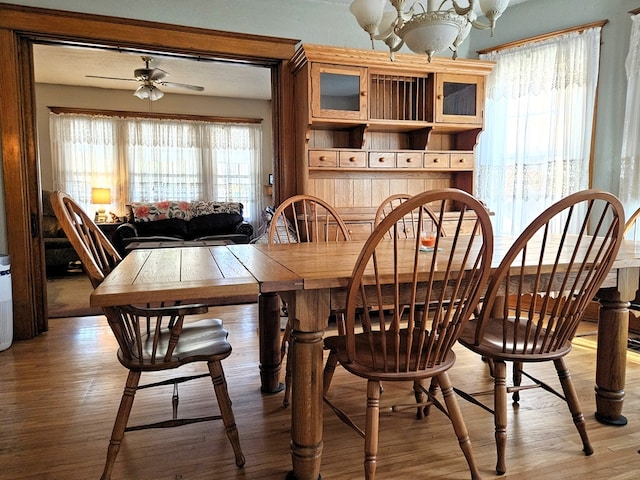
[353,177,372,209]
[371,178,392,208]
[334,178,353,209]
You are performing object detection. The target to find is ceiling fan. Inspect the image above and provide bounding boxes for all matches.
[86,56,204,101]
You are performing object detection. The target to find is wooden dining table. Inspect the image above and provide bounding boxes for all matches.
[91,237,640,480]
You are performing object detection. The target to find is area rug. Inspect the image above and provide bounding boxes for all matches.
[47,272,102,318]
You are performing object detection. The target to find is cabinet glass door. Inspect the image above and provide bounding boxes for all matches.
[311,64,367,120]
[435,74,484,125]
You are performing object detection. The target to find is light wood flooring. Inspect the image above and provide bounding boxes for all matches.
[1,304,640,479]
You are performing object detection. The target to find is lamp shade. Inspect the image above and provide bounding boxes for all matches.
[91,187,111,205]
[134,84,164,101]
[350,0,386,35]
[398,11,464,61]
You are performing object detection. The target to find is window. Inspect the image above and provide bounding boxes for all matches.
[476,27,602,235]
[49,112,262,228]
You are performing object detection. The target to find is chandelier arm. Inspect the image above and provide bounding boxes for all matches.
[451,0,475,16]
[471,18,492,31]
[398,3,420,22]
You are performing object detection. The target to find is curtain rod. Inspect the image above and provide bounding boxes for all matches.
[477,20,609,55]
[48,106,262,124]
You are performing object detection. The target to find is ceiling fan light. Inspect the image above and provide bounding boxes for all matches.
[133,84,164,101]
[133,84,151,99]
[148,86,164,101]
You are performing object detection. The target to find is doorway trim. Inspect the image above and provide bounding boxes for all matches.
[0,3,298,339]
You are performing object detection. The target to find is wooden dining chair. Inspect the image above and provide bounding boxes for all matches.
[457,189,625,475]
[50,191,245,480]
[322,188,494,480]
[373,193,445,239]
[269,194,351,406]
[622,206,640,332]
[624,206,640,240]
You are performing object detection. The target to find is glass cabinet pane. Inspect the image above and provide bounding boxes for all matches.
[442,81,477,117]
[311,64,367,120]
[436,74,484,125]
[319,72,361,111]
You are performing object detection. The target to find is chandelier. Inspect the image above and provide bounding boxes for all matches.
[349,0,510,61]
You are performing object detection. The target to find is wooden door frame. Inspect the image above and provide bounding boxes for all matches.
[0,3,298,340]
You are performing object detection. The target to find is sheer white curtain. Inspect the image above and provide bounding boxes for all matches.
[476,28,602,235]
[49,113,122,214]
[125,118,204,202]
[50,113,262,228]
[619,14,640,216]
[201,123,261,228]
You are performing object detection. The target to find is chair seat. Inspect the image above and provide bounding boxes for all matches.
[459,317,573,362]
[118,318,232,370]
[325,331,457,381]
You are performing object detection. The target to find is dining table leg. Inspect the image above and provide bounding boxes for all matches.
[259,292,284,393]
[285,288,329,480]
[594,266,639,426]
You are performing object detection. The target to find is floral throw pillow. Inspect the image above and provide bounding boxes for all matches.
[130,201,192,222]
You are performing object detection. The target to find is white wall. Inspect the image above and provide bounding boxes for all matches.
[35,83,274,219]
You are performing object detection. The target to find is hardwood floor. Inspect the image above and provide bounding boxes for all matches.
[1,304,640,479]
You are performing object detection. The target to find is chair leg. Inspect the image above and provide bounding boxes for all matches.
[283,342,292,407]
[323,350,339,397]
[420,377,440,418]
[413,379,425,419]
[437,372,482,480]
[554,358,594,456]
[512,361,522,403]
[364,380,381,480]
[493,359,508,475]
[101,370,141,480]
[280,319,291,361]
[208,360,245,468]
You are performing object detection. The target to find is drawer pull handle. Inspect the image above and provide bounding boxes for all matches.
[433,158,440,163]
[378,157,385,162]
[458,158,465,163]
[349,157,356,162]
[319,156,327,161]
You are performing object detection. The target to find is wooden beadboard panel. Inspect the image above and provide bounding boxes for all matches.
[308,174,456,210]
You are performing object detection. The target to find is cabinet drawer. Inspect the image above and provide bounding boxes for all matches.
[450,153,474,170]
[345,222,373,241]
[339,151,367,168]
[397,152,423,168]
[424,153,450,169]
[369,152,396,168]
[309,150,338,167]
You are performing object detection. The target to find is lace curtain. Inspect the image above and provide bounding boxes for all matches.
[619,14,640,216]
[477,27,602,235]
[50,113,262,228]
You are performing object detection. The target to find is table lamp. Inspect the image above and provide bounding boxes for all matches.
[91,187,111,222]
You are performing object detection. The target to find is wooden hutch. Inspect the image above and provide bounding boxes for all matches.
[288,44,495,239]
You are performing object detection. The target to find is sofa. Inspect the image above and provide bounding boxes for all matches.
[112,200,253,255]
[42,190,80,274]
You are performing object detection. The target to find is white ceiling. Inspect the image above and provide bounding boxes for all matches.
[33,1,531,102]
[33,43,274,101]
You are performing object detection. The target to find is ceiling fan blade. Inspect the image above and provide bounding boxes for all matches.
[85,75,138,82]
[159,81,204,91]
[149,68,168,81]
